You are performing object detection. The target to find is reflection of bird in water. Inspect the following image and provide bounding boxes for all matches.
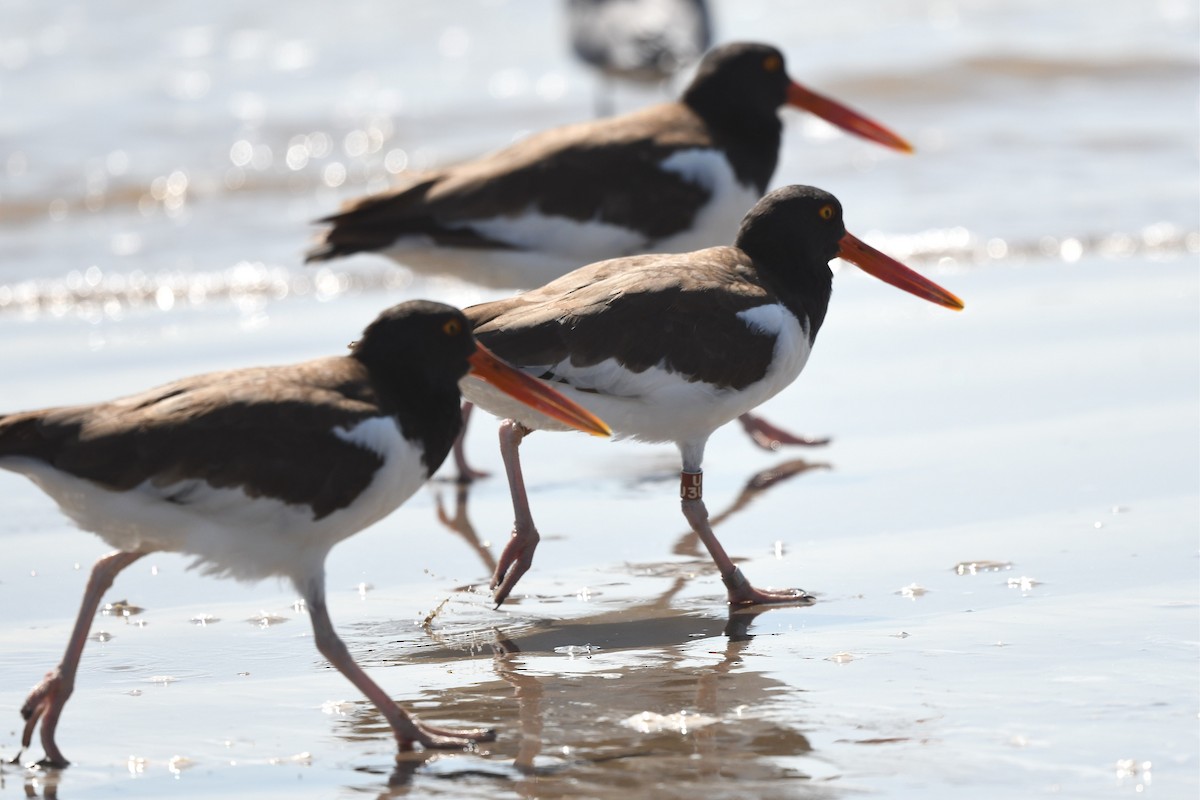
[0,301,608,766]
[355,593,814,791]
[434,481,498,575]
[486,605,806,781]
[432,448,826,596]
[566,0,713,116]
[670,458,830,560]
[361,457,827,788]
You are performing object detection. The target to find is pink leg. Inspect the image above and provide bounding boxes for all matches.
[304,584,494,750]
[737,412,831,451]
[679,472,811,606]
[491,420,539,607]
[18,550,145,768]
[452,403,491,483]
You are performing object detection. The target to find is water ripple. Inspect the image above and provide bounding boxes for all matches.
[0,262,413,320]
[0,224,1194,320]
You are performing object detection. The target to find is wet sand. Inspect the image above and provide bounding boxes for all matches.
[0,251,1196,798]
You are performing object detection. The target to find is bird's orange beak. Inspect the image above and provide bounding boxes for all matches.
[787,81,914,154]
[467,343,611,437]
[838,232,964,311]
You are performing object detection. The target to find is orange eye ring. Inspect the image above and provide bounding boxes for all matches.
[442,318,463,336]
[763,55,782,73]
[818,204,834,220]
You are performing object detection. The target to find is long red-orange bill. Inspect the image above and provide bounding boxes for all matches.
[467,344,611,437]
[787,82,914,154]
[838,232,964,311]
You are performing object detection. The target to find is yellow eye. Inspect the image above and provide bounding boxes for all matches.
[818,204,834,220]
[763,55,781,73]
[442,318,462,336]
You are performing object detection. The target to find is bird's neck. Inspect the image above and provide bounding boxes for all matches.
[359,359,464,476]
[684,97,782,193]
[754,258,833,345]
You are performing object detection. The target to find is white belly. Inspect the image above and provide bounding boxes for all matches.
[382,237,587,291]
[0,417,427,585]
[384,149,761,291]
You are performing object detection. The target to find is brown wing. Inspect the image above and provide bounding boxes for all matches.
[0,358,387,519]
[465,247,780,391]
[306,103,719,261]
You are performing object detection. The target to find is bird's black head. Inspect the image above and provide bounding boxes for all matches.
[682,42,792,125]
[736,185,845,270]
[352,300,476,394]
[735,185,845,339]
[350,300,477,473]
[736,185,964,336]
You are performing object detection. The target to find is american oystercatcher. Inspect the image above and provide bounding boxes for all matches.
[307,41,911,463]
[457,185,963,607]
[0,300,608,767]
[305,42,911,284]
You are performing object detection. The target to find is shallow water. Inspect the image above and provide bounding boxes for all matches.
[1,1,1198,798]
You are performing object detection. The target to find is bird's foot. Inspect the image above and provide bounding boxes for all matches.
[491,529,540,607]
[403,721,497,752]
[19,669,70,768]
[21,671,58,739]
[738,413,831,451]
[723,567,814,607]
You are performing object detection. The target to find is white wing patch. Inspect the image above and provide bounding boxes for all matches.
[658,149,720,188]
[737,304,787,336]
[654,149,762,254]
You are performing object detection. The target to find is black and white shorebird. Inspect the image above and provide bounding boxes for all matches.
[456,186,964,607]
[0,300,609,767]
[305,42,911,286]
[307,42,912,463]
